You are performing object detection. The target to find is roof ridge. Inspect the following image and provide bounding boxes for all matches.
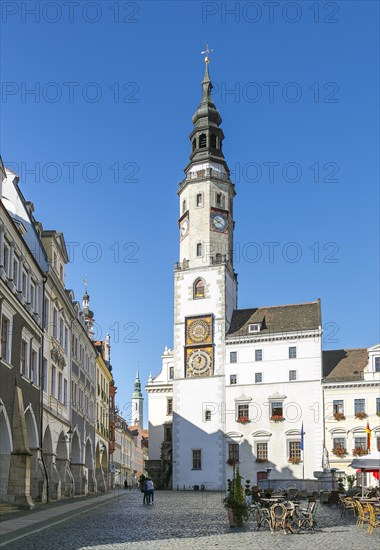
[323,348,367,353]
[236,300,318,312]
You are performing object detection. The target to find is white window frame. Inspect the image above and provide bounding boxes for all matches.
[1,303,14,365]
[289,370,297,381]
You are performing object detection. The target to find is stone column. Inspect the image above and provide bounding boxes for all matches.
[7,386,34,509]
[95,467,106,492]
[56,458,74,498]
[29,448,47,503]
[43,453,61,500]
[70,462,87,495]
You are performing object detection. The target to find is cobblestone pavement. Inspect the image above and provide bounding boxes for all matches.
[2,491,380,550]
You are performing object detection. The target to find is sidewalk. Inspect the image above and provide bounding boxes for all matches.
[0,489,127,548]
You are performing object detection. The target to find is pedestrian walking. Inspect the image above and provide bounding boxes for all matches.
[146,478,155,504]
[142,478,149,505]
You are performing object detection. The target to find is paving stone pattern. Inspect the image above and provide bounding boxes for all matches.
[3,491,380,550]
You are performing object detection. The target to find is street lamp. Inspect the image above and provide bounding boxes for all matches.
[266,468,272,490]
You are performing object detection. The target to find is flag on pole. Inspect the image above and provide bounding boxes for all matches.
[300,423,304,451]
[366,421,372,450]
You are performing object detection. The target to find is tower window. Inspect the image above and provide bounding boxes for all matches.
[196,193,203,207]
[199,134,207,148]
[216,193,222,206]
[182,200,186,214]
[194,278,205,299]
[192,139,196,151]
[167,398,173,415]
[211,134,217,148]
[196,243,202,257]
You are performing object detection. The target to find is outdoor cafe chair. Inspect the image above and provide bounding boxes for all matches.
[339,496,356,517]
[248,502,271,531]
[367,503,380,535]
[354,500,371,529]
[270,503,290,534]
[293,501,319,532]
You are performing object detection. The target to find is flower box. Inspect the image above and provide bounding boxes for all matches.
[270,415,285,422]
[333,412,346,421]
[354,412,368,420]
[352,447,369,457]
[288,457,302,464]
[226,458,240,466]
[255,458,268,463]
[237,417,250,424]
[332,447,347,457]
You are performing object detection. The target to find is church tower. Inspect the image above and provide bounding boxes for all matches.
[172,56,237,489]
[131,367,143,426]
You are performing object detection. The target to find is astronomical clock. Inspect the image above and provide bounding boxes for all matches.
[185,315,213,377]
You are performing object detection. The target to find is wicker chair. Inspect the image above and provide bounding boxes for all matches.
[339,496,356,517]
[270,503,289,533]
[367,503,380,535]
[354,500,371,529]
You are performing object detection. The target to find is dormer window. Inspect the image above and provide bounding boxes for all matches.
[248,323,261,333]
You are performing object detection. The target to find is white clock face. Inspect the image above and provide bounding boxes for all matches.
[211,212,228,232]
[180,218,189,237]
[187,349,212,376]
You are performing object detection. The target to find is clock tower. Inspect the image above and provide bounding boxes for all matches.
[172,58,237,489]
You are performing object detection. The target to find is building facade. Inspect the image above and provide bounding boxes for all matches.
[323,345,380,485]
[146,60,378,491]
[0,161,130,507]
[0,167,47,508]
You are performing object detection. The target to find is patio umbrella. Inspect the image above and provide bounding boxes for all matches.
[349,451,380,497]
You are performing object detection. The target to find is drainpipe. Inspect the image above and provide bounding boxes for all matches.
[39,275,49,502]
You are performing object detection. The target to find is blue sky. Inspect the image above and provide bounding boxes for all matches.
[1,1,379,425]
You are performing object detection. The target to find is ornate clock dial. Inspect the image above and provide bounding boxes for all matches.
[210,211,228,232]
[188,319,210,344]
[187,349,212,376]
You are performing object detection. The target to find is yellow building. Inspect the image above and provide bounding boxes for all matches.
[323,345,380,486]
[94,338,113,492]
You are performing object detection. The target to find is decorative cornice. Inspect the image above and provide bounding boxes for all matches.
[226,330,321,345]
[323,381,380,389]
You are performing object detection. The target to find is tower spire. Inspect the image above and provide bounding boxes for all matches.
[185,49,228,175]
[131,362,143,426]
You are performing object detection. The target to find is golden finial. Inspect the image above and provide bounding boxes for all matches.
[201,43,213,64]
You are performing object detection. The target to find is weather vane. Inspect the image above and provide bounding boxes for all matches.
[201,43,214,64]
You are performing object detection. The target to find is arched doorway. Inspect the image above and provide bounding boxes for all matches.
[0,402,12,503]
